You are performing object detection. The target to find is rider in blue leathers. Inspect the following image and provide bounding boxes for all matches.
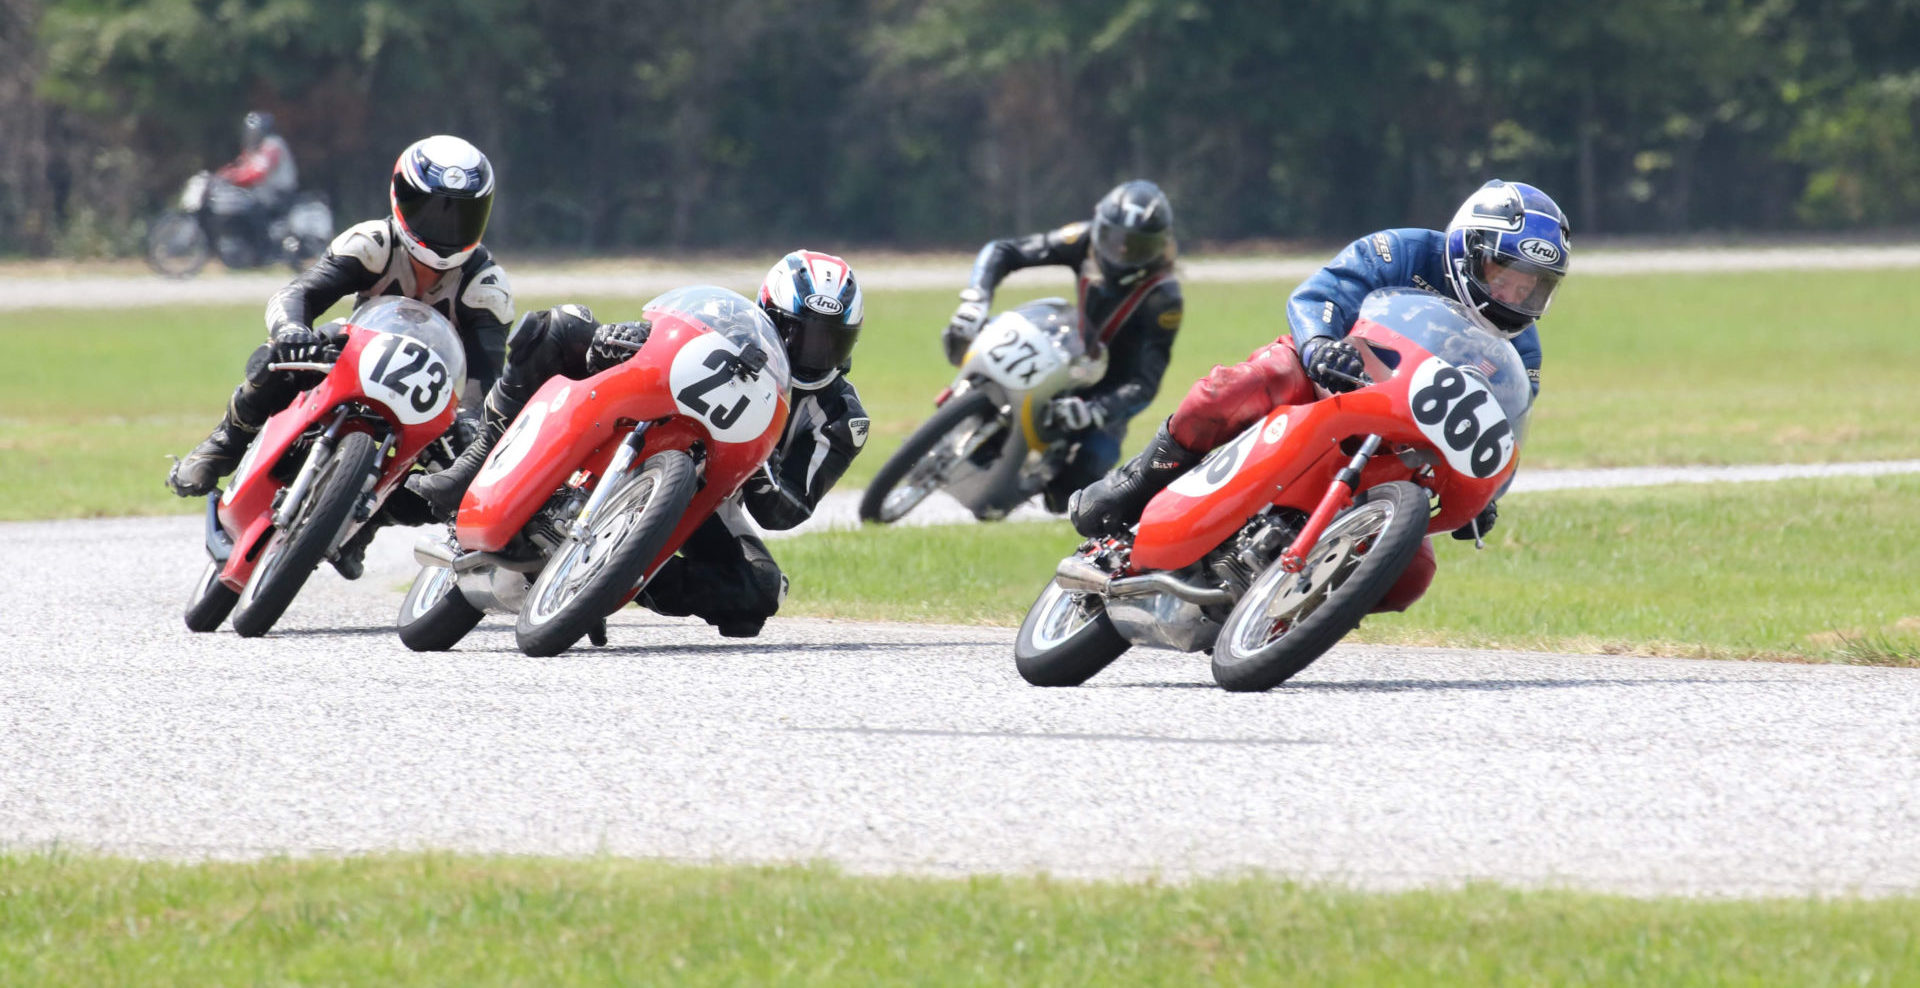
[1068,179,1571,612]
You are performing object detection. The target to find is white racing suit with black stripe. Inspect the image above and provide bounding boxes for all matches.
[478,305,870,638]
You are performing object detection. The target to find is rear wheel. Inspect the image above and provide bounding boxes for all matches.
[516,449,697,657]
[1014,579,1130,686]
[182,558,239,632]
[230,432,380,638]
[397,563,486,651]
[1210,481,1430,692]
[858,389,1002,523]
[146,212,209,279]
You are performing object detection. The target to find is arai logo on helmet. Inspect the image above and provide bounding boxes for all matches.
[803,293,844,316]
[1518,237,1561,265]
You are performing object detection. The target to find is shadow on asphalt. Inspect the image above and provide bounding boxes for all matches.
[1099,677,1737,692]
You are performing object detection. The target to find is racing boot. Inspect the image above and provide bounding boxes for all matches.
[330,517,383,581]
[1066,420,1201,538]
[166,399,260,497]
[406,411,507,522]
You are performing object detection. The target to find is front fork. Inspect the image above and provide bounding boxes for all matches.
[1277,434,1382,573]
[271,407,349,530]
[571,423,652,535]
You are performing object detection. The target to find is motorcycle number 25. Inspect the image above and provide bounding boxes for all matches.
[670,332,781,443]
[1407,357,1514,479]
[359,333,455,426]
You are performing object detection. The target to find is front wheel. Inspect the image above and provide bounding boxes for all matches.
[515,449,697,657]
[183,558,239,632]
[230,431,380,638]
[397,563,486,652]
[858,389,1002,523]
[146,212,209,279]
[1014,579,1131,686]
[1210,481,1431,692]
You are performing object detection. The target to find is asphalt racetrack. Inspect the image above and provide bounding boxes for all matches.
[4,513,1919,897]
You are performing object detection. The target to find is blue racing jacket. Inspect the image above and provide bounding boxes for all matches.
[1285,228,1542,396]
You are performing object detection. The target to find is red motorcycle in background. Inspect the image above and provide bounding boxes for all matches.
[397,286,792,657]
[1015,288,1532,691]
[183,297,468,637]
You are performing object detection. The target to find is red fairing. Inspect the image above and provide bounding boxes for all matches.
[453,316,790,580]
[214,324,460,592]
[1132,319,1518,575]
[216,145,281,187]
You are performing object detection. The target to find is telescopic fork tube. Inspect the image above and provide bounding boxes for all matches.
[1277,434,1382,573]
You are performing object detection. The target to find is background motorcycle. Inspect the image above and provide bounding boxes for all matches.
[182,296,468,637]
[1014,288,1532,691]
[858,298,1108,523]
[398,286,792,657]
[146,171,334,278]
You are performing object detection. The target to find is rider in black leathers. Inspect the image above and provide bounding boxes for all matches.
[939,180,1184,512]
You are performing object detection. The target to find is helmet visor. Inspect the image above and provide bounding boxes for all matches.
[778,309,859,385]
[395,186,492,257]
[1473,250,1562,318]
[1092,216,1168,269]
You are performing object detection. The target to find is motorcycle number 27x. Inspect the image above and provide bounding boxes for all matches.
[979,317,1063,389]
[1407,357,1514,479]
[670,332,781,444]
[359,333,455,426]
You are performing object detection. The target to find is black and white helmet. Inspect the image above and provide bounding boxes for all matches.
[758,250,864,389]
[390,135,495,271]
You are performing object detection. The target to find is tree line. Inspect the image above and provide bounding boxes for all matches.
[4,0,1919,257]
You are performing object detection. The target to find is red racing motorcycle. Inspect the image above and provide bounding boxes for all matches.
[183,296,468,637]
[1014,288,1532,691]
[397,286,791,657]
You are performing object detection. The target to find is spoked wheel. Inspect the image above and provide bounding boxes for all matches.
[1013,578,1130,686]
[183,557,239,632]
[1210,481,1430,692]
[146,212,209,278]
[858,389,1002,523]
[230,432,380,638]
[515,449,697,657]
[396,562,485,652]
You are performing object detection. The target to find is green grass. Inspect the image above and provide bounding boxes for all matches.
[3,852,1917,985]
[780,474,1920,664]
[3,268,1916,519]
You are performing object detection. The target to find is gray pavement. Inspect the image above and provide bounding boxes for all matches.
[3,513,1918,897]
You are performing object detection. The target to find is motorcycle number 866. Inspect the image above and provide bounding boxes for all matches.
[359,333,455,426]
[1407,357,1514,479]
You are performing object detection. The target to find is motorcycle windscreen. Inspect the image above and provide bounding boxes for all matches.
[344,296,468,399]
[642,286,791,394]
[1352,288,1531,445]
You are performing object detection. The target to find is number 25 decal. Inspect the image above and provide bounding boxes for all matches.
[667,333,780,444]
[1408,359,1513,479]
[675,349,751,430]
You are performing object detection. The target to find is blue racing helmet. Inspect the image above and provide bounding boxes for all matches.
[1443,180,1570,338]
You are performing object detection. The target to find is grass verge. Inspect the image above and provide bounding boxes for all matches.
[3,268,1916,519]
[779,474,1920,665]
[3,852,1917,985]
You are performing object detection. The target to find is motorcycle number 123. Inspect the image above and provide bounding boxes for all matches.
[359,333,454,426]
[1407,357,1514,479]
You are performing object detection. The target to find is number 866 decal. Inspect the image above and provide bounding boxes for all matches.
[1406,357,1514,479]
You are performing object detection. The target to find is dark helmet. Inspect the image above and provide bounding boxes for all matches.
[1090,180,1176,286]
[1443,179,1571,338]
[242,111,275,150]
[390,135,495,271]
[758,250,864,389]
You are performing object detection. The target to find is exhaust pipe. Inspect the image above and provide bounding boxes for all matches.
[1054,557,1234,606]
[412,538,486,573]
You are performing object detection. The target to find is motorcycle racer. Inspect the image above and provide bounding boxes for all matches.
[1069,179,1570,611]
[209,111,300,254]
[167,135,514,579]
[408,249,871,638]
[941,180,1183,512]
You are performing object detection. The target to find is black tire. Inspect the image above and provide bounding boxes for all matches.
[858,389,1002,524]
[396,563,486,652]
[183,558,239,633]
[1014,578,1131,686]
[1210,481,1431,692]
[146,212,209,279]
[230,432,381,638]
[515,449,697,657]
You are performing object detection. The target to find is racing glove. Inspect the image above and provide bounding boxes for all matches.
[1045,394,1105,434]
[587,319,651,373]
[1452,501,1498,541]
[269,323,326,364]
[1302,337,1367,393]
[942,288,991,365]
